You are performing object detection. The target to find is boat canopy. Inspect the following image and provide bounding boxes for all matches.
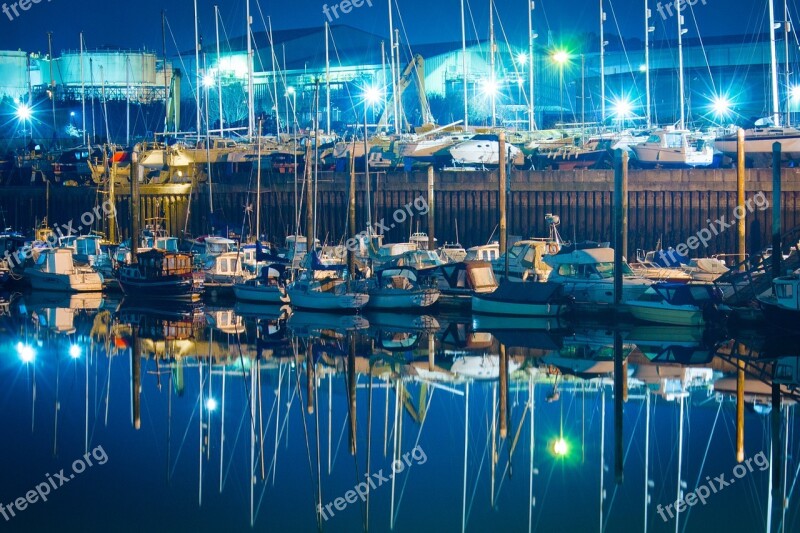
[544,245,616,266]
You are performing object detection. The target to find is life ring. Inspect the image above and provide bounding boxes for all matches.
[547,243,559,255]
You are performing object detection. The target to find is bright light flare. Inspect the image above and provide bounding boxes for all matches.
[205,398,218,411]
[516,52,528,65]
[481,78,499,97]
[16,104,31,121]
[553,437,569,457]
[612,98,632,118]
[17,342,35,363]
[552,50,570,65]
[202,74,215,88]
[711,95,732,116]
[363,86,381,104]
[69,344,81,359]
[791,85,800,100]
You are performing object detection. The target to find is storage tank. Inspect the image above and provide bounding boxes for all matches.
[57,50,158,87]
[0,50,30,100]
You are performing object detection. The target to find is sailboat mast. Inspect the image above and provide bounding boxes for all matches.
[785,0,791,126]
[47,32,57,146]
[246,0,255,138]
[677,6,686,128]
[326,22,331,135]
[528,1,535,132]
[162,11,170,134]
[489,0,496,128]
[388,0,399,133]
[269,17,280,137]
[80,32,86,145]
[600,0,606,123]
[645,0,652,129]
[126,56,130,146]
[194,0,201,137]
[769,0,782,126]
[461,0,469,130]
[215,5,224,135]
[256,118,262,240]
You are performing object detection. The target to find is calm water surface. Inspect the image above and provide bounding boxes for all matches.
[0,293,797,532]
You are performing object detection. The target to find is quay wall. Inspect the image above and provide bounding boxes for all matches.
[3,168,800,257]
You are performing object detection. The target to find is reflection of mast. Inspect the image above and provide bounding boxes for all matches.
[198,363,203,507]
[500,344,508,439]
[599,388,605,533]
[84,348,89,455]
[131,332,141,430]
[250,362,256,527]
[675,395,684,533]
[219,368,225,493]
[528,376,534,533]
[491,382,497,508]
[390,380,400,530]
[348,334,357,455]
[53,353,60,456]
[327,372,332,474]
[643,389,650,533]
[462,380,470,533]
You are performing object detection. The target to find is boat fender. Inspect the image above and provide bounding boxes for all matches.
[547,243,559,255]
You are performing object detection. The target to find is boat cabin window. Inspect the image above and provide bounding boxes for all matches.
[665,134,684,149]
[646,134,660,144]
[776,282,794,299]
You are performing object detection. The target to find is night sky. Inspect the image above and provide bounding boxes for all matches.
[0,0,774,56]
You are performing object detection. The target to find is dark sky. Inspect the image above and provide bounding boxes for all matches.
[0,0,775,55]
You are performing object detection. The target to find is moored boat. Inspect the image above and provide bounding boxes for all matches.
[472,279,572,317]
[25,248,103,292]
[118,249,202,299]
[626,282,724,326]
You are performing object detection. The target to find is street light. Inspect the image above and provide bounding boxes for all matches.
[516,52,528,66]
[17,103,31,149]
[711,95,732,121]
[612,97,632,123]
[552,50,570,124]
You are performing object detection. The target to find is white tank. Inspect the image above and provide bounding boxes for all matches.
[0,50,29,100]
[57,51,159,87]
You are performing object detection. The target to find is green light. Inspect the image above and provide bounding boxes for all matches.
[554,437,568,456]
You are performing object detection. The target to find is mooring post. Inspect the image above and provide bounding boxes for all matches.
[613,149,628,307]
[427,165,435,252]
[737,128,746,268]
[130,145,140,263]
[498,132,507,264]
[772,142,782,279]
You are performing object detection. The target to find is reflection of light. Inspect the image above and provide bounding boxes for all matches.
[205,398,218,411]
[286,86,295,96]
[612,98,632,118]
[70,111,76,117]
[481,78,499,96]
[363,86,381,104]
[16,103,31,121]
[711,95,732,116]
[516,52,528,65]
[552,50,569,65]
[69,344,81,359]
[639,64,647,73]
[553,437,568,457]
[17,342,35,363]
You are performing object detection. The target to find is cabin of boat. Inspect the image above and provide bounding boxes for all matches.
[118,249,200,298]
[493,240,555,281]
[465,243,500,262]
[26,247,104,292]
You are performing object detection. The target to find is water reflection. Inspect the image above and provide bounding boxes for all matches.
[0,295,798,532]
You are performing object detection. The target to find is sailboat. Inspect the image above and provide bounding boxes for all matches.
[286,252,369,311]
[713,0,800,165]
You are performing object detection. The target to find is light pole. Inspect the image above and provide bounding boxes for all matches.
[552,50,569,125]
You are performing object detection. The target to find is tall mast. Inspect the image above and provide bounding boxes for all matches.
[256,118,262,241]
[769,0,781,126]
[600,0,606,123]
[194,0,201,136]
[246,0,255,138]
[677,6,686,129]
[381,40,387,131]
[215,5,224,135]
[80,32,86,145]
[388,0,399,133]
[645,0,652,129]
[126,56,130,146]
[461,0,469,130]
[528,1,535,132]
[162,11,170,134]
[47,32,57,147]
[785,0,791,126]
[489,0,496,128]
[325,22,331,135]
[269,17,280,137]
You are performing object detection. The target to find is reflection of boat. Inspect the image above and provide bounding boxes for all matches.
[450,355,521,380]
[626,282,723,326]
[233,301,290,319]
[366,313,439,332]
[472,280,571,317]
[625,325,714,365]
[287,310,369,336]
[26,248,104,292]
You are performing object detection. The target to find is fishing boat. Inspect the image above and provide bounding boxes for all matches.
[632,128,714,168]
[25,248,103,292]
[232,263,290,304]
[365,267,440,311]
[492,239,556,281]
[286,252,369,312]
[757,271,800,330]
[117,249,201,299]
[472,279,572,317]
[203,251,251,295]
[626,282,724,326]
[543,242,652,307]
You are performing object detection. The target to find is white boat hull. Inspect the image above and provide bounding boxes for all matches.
[233,284,288,304]
[27,271,103,292]
[471,295,567,317]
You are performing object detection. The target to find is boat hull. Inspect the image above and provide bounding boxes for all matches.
[626,301,706,326]
[471,294,568,317]
[233,284,288,304]
[366,288,439,310]
[287,288,369,311]
[119,276,200,299]
[27,271,103,292]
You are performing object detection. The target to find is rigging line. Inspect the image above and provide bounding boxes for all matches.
[168,391,202,478]
[164,16,200,120]
[687,0,717,97]
[493,2,530,110]
[466,391,492,525]
[254,1,292,112]
[679,399,722,531]
[222,394,250,488]
[607,0,641,95]
[328,31,358,122]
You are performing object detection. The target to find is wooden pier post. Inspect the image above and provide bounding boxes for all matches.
[772,142,782,279]
[498,132,507,260]
[305,141,314,250]
[613,149,628,306]
[130,145,140,262]
[131,330,141,430]
[427,166,435,251]
[737,129,746,267]
[499,343,508,440]
[736,349,745,463]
